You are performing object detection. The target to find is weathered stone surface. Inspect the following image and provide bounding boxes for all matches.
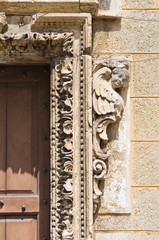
[0,12,7,33]
[95,215,131,230]
[0,0,122,18]
[131,99,159,140]
[122,0,156,9]
[93,11,159,53]
[133,188,159,230]
[132,142,159,186]
[96,0,122,18]
[131,54,159,97]
[93,55,130,214]
[95,232,159,240]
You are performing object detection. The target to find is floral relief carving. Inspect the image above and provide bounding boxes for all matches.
[0,32,73,55]
[52,57,74,240]
[93,58,130,211]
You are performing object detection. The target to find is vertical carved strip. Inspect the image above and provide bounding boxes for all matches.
[80,28,85,240]
[50,65,56,240]
[93,57,130,212]
[51,57,74,239]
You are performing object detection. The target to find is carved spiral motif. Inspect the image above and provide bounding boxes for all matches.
[93,159,107,180]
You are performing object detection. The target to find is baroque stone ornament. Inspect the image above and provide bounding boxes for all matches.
[0,13,93,240]
[93,57,130,212]
[51,57,74,239]
[0,32,73,56]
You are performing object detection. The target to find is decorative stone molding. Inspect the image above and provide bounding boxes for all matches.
[51,57,74,239]
[0,0,122,18]
[0,32,73,55]
[0,13,93,240]
[93,56,130,213]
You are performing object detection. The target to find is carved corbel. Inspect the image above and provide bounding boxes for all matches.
[93,57,130,212]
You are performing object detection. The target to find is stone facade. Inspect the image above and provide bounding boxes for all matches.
[94,1,159,240]
[0,0,159,239]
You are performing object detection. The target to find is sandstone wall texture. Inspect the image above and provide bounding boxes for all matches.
[93,1,159,239]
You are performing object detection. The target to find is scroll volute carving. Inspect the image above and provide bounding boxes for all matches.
[93,59,130,212]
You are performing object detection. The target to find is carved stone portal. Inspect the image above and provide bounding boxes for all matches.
[0,11,130,240]
[0,13,93,240]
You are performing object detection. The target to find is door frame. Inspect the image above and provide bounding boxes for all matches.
[0,13,93,240]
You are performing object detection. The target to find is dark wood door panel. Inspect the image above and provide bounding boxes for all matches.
[6,217,37,240]
[0,196,39,213]
[0,66,50,239]
[0,217,5,240]
[0,86,6,192]
[7,84,37,193]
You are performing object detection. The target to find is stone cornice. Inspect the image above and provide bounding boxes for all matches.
[0,0,122,18]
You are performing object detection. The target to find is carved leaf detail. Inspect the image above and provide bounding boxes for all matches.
[53,57,74,239]
[93,58,130,212]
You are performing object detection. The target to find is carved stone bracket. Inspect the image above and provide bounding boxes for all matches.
[93,56,130,212]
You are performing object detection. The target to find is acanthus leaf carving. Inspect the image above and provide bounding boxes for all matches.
[93,57,130,212]
[0,31,73,56]
[52,57,74,240]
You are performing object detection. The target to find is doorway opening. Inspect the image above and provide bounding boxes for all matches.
[0,66,50,240]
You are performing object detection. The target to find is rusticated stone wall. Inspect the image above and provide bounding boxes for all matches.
[93,1,159,240]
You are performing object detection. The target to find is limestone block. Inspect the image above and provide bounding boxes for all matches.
[97,0,122,18]
[93,11,159,53]
[131,99,159,140]
[95,215,131,230]
[131,54,159,97]
[122,0,156,9]
[132,142,159,186]
[95,232,159,240]
[133,188,159,230]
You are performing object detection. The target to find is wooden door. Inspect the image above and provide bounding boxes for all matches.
[0,66,50,240]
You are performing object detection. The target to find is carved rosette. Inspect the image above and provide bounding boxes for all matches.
[93,58,130,212]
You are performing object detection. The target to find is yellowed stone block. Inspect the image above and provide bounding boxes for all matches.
[132,142,159,186]
[131,99,159,140]
[133,188,159,230]
[95,215,131,230]
[122,0,156,9]
[93,11,159,53]
[131,54,159,97]
[95,232,159,240]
